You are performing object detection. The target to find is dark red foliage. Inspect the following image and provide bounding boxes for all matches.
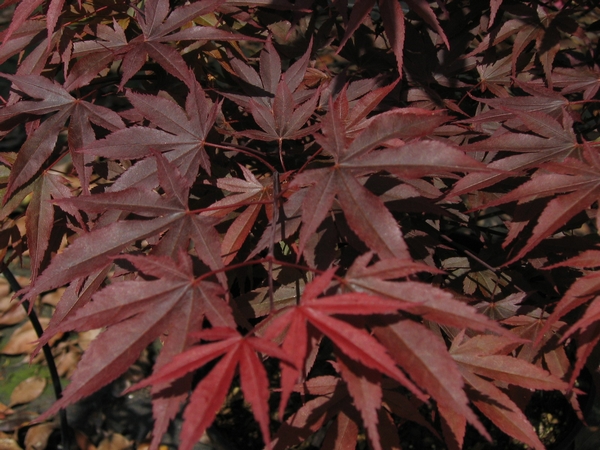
[1,0,599,449]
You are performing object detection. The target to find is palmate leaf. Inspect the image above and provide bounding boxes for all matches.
[0,73,125,200]
[291,98,487,260]
[467,4,580,85]
[374,319,490,443]
[223,38,320,143]
[344,253,514,337]
[460,369,546,450]
[262,269,427,449]
[25,172,73,281]
[83,80,218,181]
[535,251,600,351]
[450,333,569,450]
[527,252,600,388]
[24,152,226,306]
[106,0,259,89]
[35,252,235,448]
[273,373,428,449]
[202,166,283,264]
[337,0,449,75]
[130,327,293,450]
[451,110,582,197]
[474,147,600,263]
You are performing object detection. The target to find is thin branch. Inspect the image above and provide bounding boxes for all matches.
[1,266,71,450]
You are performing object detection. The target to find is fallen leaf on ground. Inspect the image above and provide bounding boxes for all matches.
[0,437,22,450]
[24,423,55,450]
[9,377,47,407]
[97,434,131,450]
[0,403,14,420]
[54,345,81,378]
[1,319,56,355]
[77,329,101,351]
[0,411,38,433]
[0,297,27,326]
[40,289,65,307]
[74,430,95,450]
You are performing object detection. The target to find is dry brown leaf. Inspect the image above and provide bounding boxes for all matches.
[74,430,96,450]
[0,279,10,298]
[40,289,65,307]
[24,423,55,450]
[54,346,81,378]
[136,444,169,450]
[97,434,131,450]
[0,403,14,420]
[0,437,22,450]
[9,377,47,407]
[0,411,38,433]
[1,319,58,355]
[77,329,101,351]
[0,297,27,326]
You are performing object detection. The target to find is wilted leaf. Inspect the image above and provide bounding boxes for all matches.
[96,434,131,450]
[24,423,55,450]
[1,319,53,355]
[9,376,47,406]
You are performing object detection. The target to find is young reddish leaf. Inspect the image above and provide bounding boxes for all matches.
[25,172,72,280]
[489,0,503,28]
[336,354,383,450]
[461,369,545,450]
[552,66,600,100]
[451,335,569,392]
[35,251,235,424]
[342,108,450,161]
[374,319,489,441]
[292,98,489,260]
[470,152,600,263]
[320,410,359,450]
[22,214,181,305]
[451,111,582,197]
[57,152,227,285]
[0,73,125,199]
[263,270,426,425]
[0,0,44,53]
[203,167,282,264]
[84,82,218,177]
[345,258,513,337]
[131,330,293,450]
[106,0,258,89]
[179,349,239,450]
[226,43,320,142]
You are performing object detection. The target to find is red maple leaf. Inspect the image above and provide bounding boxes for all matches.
[0,73,125,201]
[129,326,294,450]
[261,268,427,450]
[35,251,236,448]
[290,94,487,260]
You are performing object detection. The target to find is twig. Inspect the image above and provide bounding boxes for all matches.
[268,171,281,311]
[437,232,526,294]
[1,266,71,450]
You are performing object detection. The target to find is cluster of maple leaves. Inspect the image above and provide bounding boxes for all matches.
[1,0,600,449]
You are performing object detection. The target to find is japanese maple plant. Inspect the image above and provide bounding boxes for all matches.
[1,0,599,448]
